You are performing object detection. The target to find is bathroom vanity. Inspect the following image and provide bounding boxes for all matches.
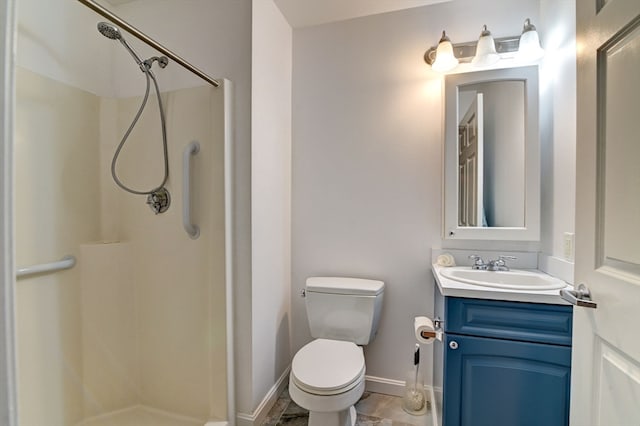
[434,63,575,425]
[433,265,572,426]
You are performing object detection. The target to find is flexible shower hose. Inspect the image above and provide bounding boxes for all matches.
[111,65,169,195]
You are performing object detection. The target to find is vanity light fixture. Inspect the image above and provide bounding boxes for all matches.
[471,25,500,68]
[516,18,545,62]
[424,18,544,73]
[431,31,459,73]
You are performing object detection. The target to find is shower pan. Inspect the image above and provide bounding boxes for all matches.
[12,2,234,426]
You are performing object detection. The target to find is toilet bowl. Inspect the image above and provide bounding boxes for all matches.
[289,339,366,426]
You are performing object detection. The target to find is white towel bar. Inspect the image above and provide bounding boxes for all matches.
[183,141,200,239]
[16,255,76,278]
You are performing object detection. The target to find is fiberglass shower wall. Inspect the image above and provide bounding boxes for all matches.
[15,1,228,425]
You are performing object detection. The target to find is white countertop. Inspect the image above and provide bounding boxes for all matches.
[432,264,572,305]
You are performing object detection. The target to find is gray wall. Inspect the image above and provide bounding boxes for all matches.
[251,0,292,412]
[539,0,577,262]
[291,0,540,385]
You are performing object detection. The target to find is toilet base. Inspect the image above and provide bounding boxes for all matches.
[309,406,356,426]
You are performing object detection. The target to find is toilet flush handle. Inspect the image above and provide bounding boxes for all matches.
[300,289,306,298]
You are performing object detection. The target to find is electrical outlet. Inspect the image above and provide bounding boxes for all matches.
[563,232,575,260]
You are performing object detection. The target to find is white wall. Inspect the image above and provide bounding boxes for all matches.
[15,67,102,426]
[250,0,292,413]
[15,2,107,423]
[291,0,542,387]
[92,86,228,421]
[16,0,112,96]
[15,72,229,425]
[539,0,577,267]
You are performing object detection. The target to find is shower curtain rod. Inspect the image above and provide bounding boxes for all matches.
[76,0,220,87]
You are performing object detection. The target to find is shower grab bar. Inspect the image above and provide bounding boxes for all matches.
[76,0,220,87]
[16,255,76,278]
[183,141,200,239]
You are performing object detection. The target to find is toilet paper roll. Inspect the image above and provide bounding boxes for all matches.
[414,316,442,345]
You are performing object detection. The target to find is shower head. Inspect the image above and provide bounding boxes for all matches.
[97,22,145,68]
[97,22,122,40]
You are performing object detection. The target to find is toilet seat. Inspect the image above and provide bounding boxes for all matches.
[291,339,365,396]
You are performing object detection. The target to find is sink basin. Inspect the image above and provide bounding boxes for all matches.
[438,267,566,291]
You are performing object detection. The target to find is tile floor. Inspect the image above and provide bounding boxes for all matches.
[263,387,432,426]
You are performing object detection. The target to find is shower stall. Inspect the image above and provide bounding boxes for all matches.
[10,0,234,425]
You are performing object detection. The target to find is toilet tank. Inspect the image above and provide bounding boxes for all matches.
[305,277,385,345]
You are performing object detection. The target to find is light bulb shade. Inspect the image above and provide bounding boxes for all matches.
[471,30,499,68]
[516,21,544,62]
[432,39,459,72]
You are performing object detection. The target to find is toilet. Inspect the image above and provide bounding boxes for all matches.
[289,276,385,426]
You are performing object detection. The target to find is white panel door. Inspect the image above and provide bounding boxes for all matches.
[572,0,640,424]
[458,94,483,227]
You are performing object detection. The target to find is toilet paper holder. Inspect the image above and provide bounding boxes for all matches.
[419,317,443,340]
[434,317,443,329]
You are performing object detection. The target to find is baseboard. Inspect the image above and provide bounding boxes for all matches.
[236,366,290,426]
[237,373,439,426]
[431,387,441,426]
[365,374,439,398]
[366,376,439,426]
[236,372,439,426]
[364,375,406,396]
[235,413,252,426]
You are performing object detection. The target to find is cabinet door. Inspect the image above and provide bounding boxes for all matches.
[444,334,571,426]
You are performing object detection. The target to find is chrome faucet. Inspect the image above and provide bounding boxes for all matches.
[469,255,517,271]
[469,255,486,270]
[487,255,517,271]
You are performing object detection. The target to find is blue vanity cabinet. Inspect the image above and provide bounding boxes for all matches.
[441,297,573,426]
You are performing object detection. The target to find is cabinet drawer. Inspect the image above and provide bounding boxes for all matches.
[445,297,572,346]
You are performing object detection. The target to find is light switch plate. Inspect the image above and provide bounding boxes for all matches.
[563,232,575,261]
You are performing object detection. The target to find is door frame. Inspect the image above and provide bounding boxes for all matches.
[0,0,18,424]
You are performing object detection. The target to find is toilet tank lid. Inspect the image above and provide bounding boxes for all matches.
[306,277,385,296]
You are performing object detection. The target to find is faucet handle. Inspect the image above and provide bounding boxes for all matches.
[495,255,517,270]
[468,254,485,268]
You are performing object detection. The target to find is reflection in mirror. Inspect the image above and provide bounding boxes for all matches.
[443,66,539,241]
[457,81,525,227]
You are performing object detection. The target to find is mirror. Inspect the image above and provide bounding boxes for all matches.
[443,66,539,240]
